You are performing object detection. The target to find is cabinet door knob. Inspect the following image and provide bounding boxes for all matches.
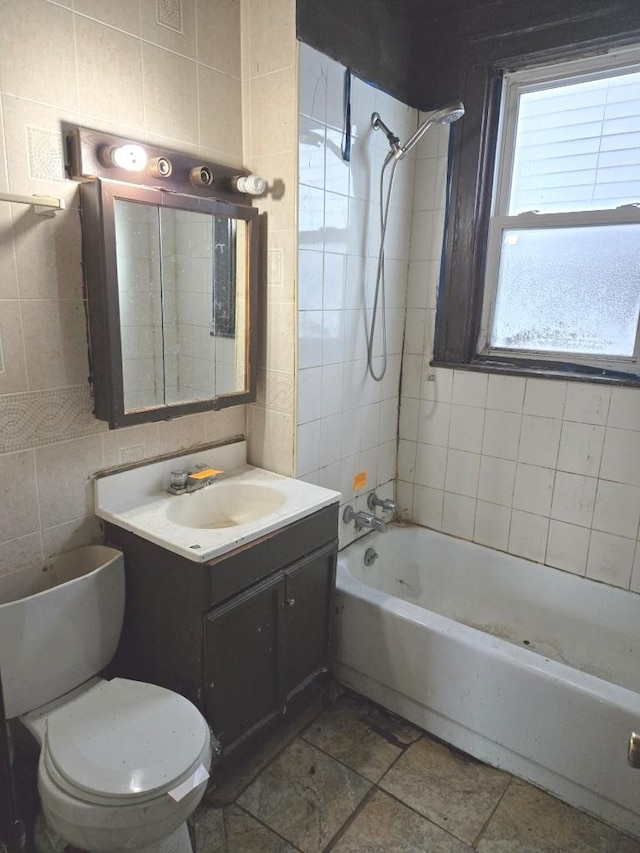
[286,597,296,607]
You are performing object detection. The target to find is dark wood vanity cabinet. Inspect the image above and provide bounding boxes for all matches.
[105,504,338,755]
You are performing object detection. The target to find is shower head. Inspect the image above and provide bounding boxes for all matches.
[433,101,466,125]
[399,100,465,159]
[372,100,465,160]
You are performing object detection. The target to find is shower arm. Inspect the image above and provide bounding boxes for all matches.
[371,113,401,156]
[372,100,465,160]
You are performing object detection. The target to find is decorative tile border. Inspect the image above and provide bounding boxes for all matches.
[0,385,106,454]
[120,443,146,464]
[257,369,294,414]
[268,248,284,288]
[26,125,65,183]
[156,0,183,33]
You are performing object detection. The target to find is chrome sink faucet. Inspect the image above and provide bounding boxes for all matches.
[167,464,221,495]
[343,505,386,532]
[367,492,396,513]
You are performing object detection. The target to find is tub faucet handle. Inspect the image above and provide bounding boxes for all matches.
[367,492,396,513]
[343,505,386,532]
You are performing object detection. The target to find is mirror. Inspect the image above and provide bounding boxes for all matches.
[80,180,258,428]
[115,200,248,409]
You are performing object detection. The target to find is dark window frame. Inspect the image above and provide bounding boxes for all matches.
[432,15,640,387]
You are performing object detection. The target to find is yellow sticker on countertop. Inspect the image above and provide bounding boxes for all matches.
[189,468,223,479]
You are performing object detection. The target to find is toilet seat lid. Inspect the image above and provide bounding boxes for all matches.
[45,678,209,800]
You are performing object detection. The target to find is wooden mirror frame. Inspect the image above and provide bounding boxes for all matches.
[80,178,259,428]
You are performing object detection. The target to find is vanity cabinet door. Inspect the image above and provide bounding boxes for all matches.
[282,543,336,700]
[204,573,284,753]
[202,542,337,754]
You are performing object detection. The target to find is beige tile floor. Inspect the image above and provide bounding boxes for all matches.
[193,690,640,853]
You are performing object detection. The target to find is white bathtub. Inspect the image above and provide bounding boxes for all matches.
[334,524,640,837]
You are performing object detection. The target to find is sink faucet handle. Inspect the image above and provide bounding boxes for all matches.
[168,466,223,495]
[170,470,188,490]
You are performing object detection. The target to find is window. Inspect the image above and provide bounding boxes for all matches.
[477,50,640,377]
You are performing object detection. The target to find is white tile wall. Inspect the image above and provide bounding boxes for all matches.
[296,43,417,547]
[398,124,640,593]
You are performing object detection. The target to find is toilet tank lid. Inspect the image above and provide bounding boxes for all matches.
[44,678,209,800]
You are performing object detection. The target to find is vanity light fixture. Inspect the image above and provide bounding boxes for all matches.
[99,143,148,172]
[66,127,261,206]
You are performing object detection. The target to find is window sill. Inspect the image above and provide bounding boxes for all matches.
[429,356,640,388]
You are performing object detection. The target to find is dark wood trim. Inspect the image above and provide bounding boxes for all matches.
[80,179,111,421]
[435,67,502,365]
[431,358,640,387]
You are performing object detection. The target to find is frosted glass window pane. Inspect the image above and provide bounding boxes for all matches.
[491,224,640,356]
[509,71,640,214]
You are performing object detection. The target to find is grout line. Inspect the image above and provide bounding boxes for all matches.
[231,802,304,852]
[470,775,513,849]
[322,785,378,851]
[138,2,147,135]
[0,92,11,189]
[376,781,484,851]
[295,731,374,787]
[70,5,81,114]
[29,447,45,563]
[296,700,448,850]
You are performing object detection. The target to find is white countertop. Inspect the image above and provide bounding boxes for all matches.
[94,444,340,563]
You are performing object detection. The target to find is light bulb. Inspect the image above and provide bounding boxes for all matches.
[100,144,148,171]
[235,174,267,195]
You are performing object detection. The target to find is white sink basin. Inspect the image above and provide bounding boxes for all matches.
[165,482,286,529]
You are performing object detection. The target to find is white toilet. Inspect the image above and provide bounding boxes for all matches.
[0,545,211,853]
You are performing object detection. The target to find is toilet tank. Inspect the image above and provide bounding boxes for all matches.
[0,546,125,718]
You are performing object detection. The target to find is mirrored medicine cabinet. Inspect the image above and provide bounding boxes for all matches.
[69,127,260,429]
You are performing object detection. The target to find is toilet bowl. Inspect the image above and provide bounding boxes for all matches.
[0,546,211,853]
[27,678,211,853]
